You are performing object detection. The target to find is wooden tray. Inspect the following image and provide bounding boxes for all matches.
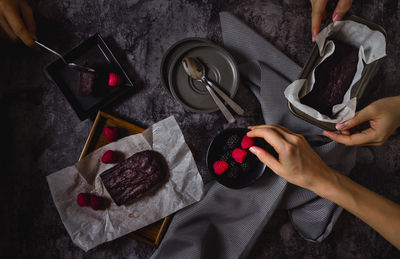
[79,111,172,247]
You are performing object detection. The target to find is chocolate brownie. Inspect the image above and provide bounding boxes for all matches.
[77,61,95,96]
[301,41,359,117]
[100,150,166,206]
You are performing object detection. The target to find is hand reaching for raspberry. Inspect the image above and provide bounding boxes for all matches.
[323,96,400,146]
[247,124,400,250]
[247,125,335,192]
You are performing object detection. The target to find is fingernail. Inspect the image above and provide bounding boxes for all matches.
[336,122,347,130]
[333,13,343,21]
[249,146,258,154]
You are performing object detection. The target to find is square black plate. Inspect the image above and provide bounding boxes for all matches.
[45,33,134,120]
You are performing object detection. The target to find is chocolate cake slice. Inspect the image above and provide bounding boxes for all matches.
[301,41,359,117]
[100,150,166,206]
[77,61,95,96]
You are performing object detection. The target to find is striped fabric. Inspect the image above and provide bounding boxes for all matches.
[151,12,357,259]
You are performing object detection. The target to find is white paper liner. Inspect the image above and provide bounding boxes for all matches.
[284,20,386,123]
[47,116,205,251]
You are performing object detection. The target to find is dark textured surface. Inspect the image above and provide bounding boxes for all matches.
[1,0,399,258]
[100,150,165,206]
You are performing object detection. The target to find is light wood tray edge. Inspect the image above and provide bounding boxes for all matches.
[79,111,144,160]
[127,214,172,247]
[78,110,171,247]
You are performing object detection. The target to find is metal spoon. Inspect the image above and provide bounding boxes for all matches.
[182,57,244,115]
[182,57,235,123]
[35,41,95,73]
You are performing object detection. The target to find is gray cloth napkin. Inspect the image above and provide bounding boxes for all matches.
[151,12,357,259]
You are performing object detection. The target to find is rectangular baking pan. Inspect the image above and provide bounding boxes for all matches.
[45,34,134,120]
[79,111,172,247]
[288,15,387,131]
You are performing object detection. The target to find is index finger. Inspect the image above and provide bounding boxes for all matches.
[2,3,35,47]
[323,128,376,146]
[20,1,36,37]
[311,0,328,40]
[247,127,287,154]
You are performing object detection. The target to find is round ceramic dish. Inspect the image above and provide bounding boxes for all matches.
[206,128,277,189]
[160,38,212,94]
[168,42,239,113]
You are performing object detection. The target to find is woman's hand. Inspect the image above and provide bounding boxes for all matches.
[323,96,400,146]
[310,0,352,41]
[247,125,336,193]
[0,0,37,48]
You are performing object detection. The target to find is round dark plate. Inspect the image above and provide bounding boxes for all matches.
[206,128,277,189]
[160,38,212,94]
[168,42,239,113]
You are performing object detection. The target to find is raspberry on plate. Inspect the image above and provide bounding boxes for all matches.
[108,73,123,87]
[232,148,247,163]
[213,160,229,175]
[241,135,255,149]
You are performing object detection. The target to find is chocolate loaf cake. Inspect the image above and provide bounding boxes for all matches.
[100,150,166,206]
[301,41,359,117]
[77,61,95,96]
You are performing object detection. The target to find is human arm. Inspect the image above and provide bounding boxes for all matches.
[323,96,400,146]
[310,0,352,41]
[0,0,38,48]
[247,125,400,249]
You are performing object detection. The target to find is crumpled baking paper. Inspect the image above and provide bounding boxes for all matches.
[284,20,386,123]
[47,116,205,251]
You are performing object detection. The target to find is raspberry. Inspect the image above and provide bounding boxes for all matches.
[226,135,241,149]
[77,193,90,207]
[108,73,123,87]
[232,148,247,163]
[241,135,255,149]
[90,195,103,211]
[213,160,229,175]
[101,150,117,164]
[104,126,118,142]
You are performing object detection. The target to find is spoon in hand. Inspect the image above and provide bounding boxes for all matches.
[182,56,236,123]
[35,41,95,73]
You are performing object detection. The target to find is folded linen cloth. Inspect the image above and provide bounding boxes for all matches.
[151,12,357,259]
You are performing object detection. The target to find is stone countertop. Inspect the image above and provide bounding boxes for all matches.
[1,0,399,258]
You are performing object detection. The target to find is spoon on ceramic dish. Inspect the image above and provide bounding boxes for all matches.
[182,57,244,123]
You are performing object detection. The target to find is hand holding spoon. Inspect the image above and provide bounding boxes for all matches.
[35,41,95,73]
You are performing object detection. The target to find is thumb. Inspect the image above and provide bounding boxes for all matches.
[336,108,370,130]
[332,0,352,21]
[249,146,281,173]
[311,0,328,40]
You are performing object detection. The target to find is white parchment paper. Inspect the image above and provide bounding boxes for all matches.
[284,20,386,123]
[47,116,205,251]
